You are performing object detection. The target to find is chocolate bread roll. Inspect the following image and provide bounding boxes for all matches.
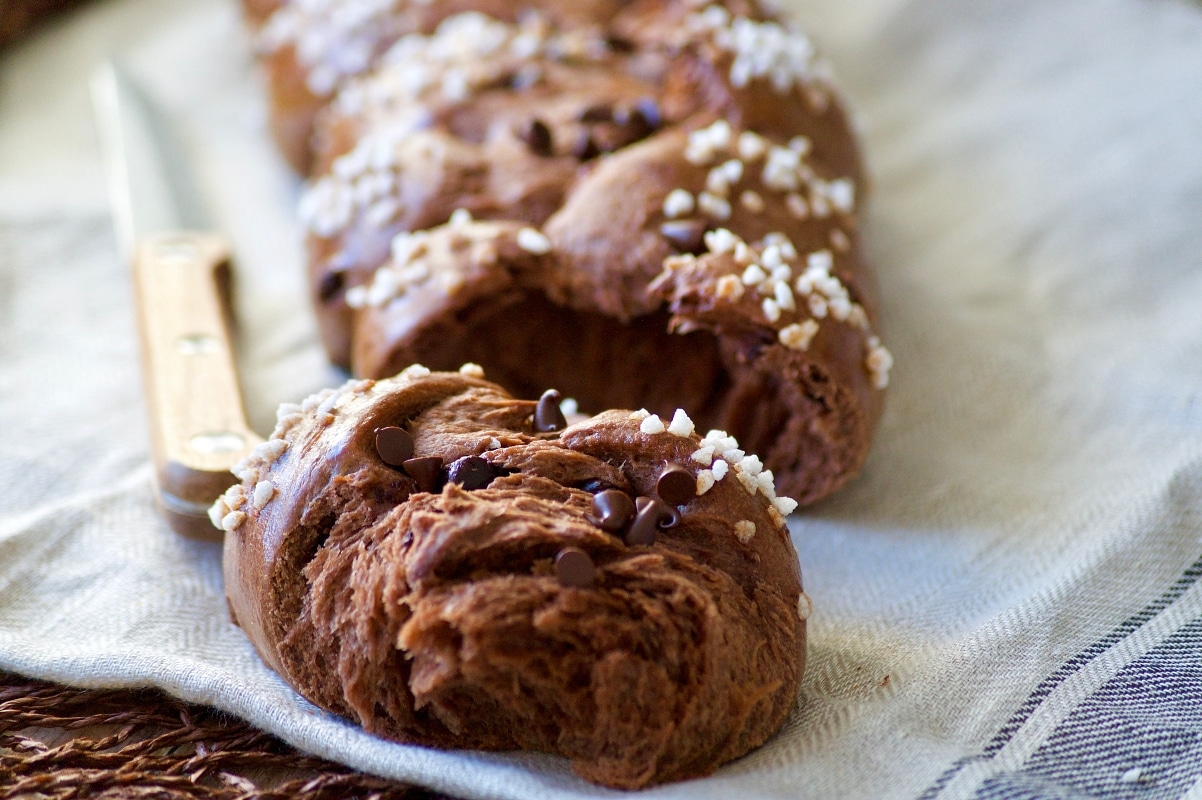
[298,9,675,364]
[294,4,888,502]
[347,205,886,504]
[246,0,892,502]
[212,367,808,788]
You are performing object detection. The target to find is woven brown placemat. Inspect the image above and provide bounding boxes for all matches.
[0,671,463,800]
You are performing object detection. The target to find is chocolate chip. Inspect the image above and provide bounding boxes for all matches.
[627,497,679,546]
[403,456,444,494]
[555,547,596,589]
[317,270,344,302]
[571,130,600,160]
[446,455,498,490]
[660,219,708,254]
[578,104,613,123]
[605,34,636,53]
[657,465,696,506]
[626,503,658,546]
[579,479,614,494]
[375,427,414,466]
[519,118,554,157]
[588,489,636,533]
[614,100,660,139]
[633,97,662,130]
[533,389,567,433]
[641,495,680,528]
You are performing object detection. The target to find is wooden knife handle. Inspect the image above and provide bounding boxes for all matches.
[132,232,262,540]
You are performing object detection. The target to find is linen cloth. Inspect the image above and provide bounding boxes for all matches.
[2,0,1202,796]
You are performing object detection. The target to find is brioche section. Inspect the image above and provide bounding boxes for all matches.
[246,0,891,500]
[215,370,806,787]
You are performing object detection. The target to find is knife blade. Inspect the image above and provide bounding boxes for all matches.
[92,62,262,540]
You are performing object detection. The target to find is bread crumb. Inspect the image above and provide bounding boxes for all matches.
[734,520,756,542]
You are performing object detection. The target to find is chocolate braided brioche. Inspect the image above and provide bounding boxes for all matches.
[212,368,807,788]
[248,0,889,499]
[246,0,891,504]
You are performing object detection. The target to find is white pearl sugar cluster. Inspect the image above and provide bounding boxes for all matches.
[207,366,435,533]
[630,407,799,538]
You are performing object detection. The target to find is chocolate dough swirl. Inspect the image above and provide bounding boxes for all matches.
[212,368,807,788]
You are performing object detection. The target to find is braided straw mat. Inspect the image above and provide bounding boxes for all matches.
[0,671,455,799]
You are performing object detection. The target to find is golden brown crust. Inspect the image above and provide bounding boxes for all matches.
[215,370,806,788]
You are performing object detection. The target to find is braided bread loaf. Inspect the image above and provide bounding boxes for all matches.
[247,0,891,505]
[213,368,807,787]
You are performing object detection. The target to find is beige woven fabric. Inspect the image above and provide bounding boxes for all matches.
[2,0,1202,797]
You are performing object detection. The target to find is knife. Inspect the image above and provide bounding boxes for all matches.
[92,63,262,541]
